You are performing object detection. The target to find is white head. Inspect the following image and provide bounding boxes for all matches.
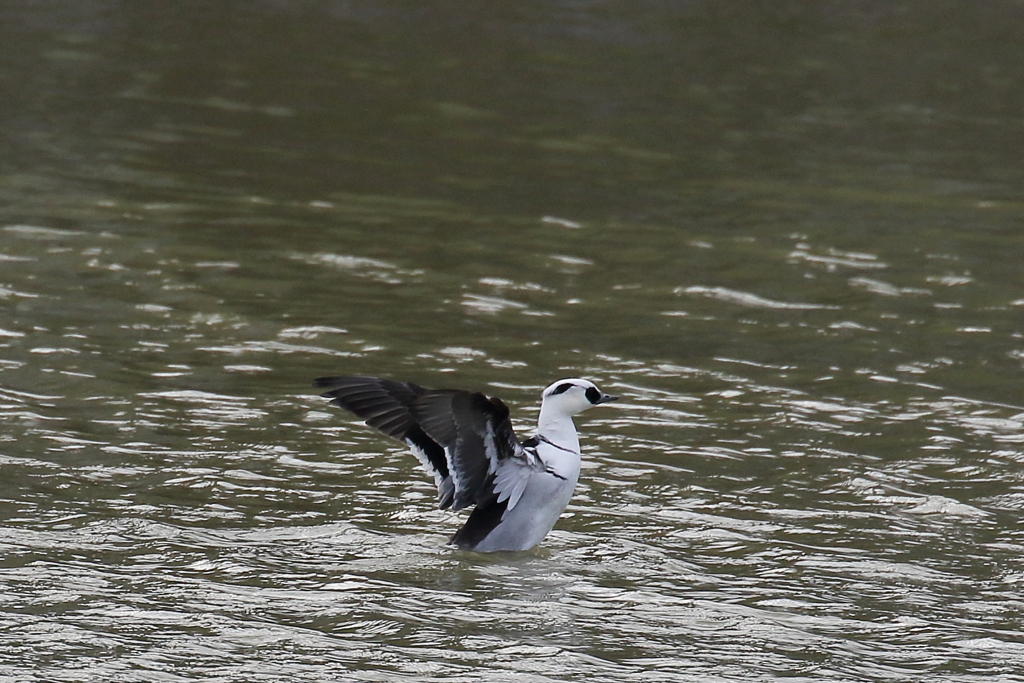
[539,378,618,419]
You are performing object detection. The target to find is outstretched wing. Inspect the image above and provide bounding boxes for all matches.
[314,375,523,511]
[314,376,454,505]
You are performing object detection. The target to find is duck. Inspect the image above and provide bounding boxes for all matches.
[314,375,618,552]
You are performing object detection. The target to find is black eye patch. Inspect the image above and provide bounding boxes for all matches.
[552,382,575,395]
[585,386,601,404]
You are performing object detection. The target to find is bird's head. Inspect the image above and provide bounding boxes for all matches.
[540,378,618,418]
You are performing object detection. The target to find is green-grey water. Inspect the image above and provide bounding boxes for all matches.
[3,2,1024,681]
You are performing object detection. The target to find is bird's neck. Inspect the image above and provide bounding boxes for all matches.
[537,409,580,454]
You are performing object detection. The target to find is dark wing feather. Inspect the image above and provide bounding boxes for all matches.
[449,497,509,549]
[315,376,455,506]
[409,392,460,447]
[314,375,426,438]
[412,392,484,509]
[315,376,522,513]
[409,390,520,510]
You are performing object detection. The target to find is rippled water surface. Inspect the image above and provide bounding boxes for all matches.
[3,2,1024,681]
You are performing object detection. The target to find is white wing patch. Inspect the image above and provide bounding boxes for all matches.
[484,422,501,475]
[492,460,530,512]
[406,439,453,505]
[492,445,543,513]
[405,440,441,487]
[442,445,465,499]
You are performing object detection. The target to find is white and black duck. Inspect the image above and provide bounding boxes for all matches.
[314,375,618,552]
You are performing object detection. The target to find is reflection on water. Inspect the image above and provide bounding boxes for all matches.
[3,0,1024,681]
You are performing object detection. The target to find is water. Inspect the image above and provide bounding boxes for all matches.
[3,1,1024,681]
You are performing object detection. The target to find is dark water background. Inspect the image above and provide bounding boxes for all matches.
[2,2,1024,681]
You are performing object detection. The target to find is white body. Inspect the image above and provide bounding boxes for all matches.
[473,434,582,552]
[472,379,609,552]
